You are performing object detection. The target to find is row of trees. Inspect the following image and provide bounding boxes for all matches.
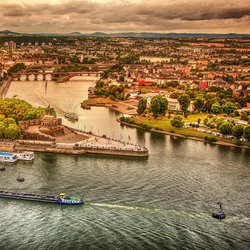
[218,122,250,140]
[170,88,249,120]
[7,63,26,76]
[94,81,130,101]
[0,98,48,140]
[0,98,46,122]
[137,94,191,118]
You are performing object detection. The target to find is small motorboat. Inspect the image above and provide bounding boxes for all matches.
[212,202,226,220]
[17,172,25,182]
[15,151,35,161]
[0,166,6,171]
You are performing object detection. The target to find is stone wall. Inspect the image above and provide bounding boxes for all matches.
[39,125,64,137]
[21,131,55,141]
[19,119,41,130]
[0,141,15,152]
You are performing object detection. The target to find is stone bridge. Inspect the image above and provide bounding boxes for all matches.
[12,71,102,81]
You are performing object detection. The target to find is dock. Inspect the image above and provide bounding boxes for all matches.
[14,137,148,157]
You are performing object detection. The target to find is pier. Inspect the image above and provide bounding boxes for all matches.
[14,135,148,157]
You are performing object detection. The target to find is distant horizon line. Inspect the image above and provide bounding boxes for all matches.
[1,29,250,35]
[1,30,250,38]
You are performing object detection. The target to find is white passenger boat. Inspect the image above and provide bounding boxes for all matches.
[0,152,18,163]
[16,151,35,161]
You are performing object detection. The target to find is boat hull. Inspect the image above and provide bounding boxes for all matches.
[0,152,18,163]
[15,152,35,161]
[56,200,84,205]
[0,191,84,205]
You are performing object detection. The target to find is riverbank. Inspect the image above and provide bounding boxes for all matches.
[0,136,148,158]
[82,97,138,115]
[0,77,12,98]
[117,119,250,150]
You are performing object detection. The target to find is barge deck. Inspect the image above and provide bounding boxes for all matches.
[0,191,84,205]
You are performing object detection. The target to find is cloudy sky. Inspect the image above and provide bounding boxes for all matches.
[0,0,250,34]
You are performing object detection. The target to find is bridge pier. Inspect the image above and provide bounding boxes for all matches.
[25,75,29,81]
[34,75,38,81]
[43,74,46,81]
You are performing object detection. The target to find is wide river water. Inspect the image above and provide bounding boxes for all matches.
[1,78,250,250]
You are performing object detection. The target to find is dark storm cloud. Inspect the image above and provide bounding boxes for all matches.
[0,0,249,33]
[135,2,250,21]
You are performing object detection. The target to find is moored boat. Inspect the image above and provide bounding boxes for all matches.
[0,152,18,163]
[0,166,6,171]
[64,112,78,121]
[15,151,35,161]
[0,190,84,205]
[17,172,25,182]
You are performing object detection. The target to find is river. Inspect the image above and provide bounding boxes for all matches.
[1,78,250,250]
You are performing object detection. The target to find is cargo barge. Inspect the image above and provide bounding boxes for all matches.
[0,191,84,205]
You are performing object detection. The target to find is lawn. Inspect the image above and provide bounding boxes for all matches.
[121,114,250,148]
[183,114,209,122]
[134,115,210,139]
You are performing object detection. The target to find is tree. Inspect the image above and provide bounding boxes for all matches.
[0,98,45,122]
[203,96,215,112]
[241,111,249,121]
[194,96,204,112]
[211,102,222,114]
[243,125,250,140]
[222,102,236,115]
[219,122,233,135]
[137,98,147,115]
[7,63,26,75]
[178,94,190,116]
[170,116,184,128]
[232,124,244,139]
[4,124,21,140]
[3,118,16,127]
[0,114,5,122]
[24,110,38,120]
[150,95,168,119]
[169,92,179,99]
[0,122,6,139]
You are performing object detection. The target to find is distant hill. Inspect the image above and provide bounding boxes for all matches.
[0,30,20,35]
[89,32,108,37]
[69,32,83,36]
[72,32,250,38]
[0,30,249,38]
[94,32,250,38]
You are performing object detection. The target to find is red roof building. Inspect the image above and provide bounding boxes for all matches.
[138,79,155,86]
[199,81,208,90]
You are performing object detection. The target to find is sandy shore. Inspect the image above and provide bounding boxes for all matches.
[83,97,139,115]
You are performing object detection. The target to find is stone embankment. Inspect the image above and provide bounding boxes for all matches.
[117,119,250,150]
[0,77,12,98]
[0,137,148,157]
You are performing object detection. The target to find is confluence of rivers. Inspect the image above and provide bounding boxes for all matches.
[0,78,249,250]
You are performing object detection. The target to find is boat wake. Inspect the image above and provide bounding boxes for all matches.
[90,203,206,218]
[89,203,250,224]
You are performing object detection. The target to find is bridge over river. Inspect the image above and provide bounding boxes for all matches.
[12,71,102,82]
